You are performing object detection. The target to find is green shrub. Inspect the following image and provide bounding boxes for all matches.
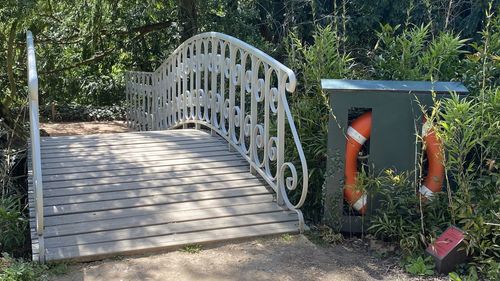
[404,255,435,276]
[284,24,356,221]
[372,23,467,81]
[438,91,500,278]
[0,196,28,255]
[1,112,29,258]
[367,170,451,254]
[0,253,48,281]
[367,90,499,278]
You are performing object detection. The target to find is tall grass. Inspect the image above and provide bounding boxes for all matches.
[1,111,29,258]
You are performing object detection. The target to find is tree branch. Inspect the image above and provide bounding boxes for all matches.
[40,48,115,75]
[102,20,173,37]
[38,20,174,75]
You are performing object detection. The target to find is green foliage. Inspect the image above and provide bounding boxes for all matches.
[280,233,294,242]
[288,24,355,98]
[373,23,467,81]
[367,170,450,254]
[367,90,499,277]
[0,196,27,255]
[438,90,500,277]
[462,4,500,94]
[0,253,48,281]
[179,244,203,254]
[285,24,355,220]
[403,255,434,276]
[0,123,28,257]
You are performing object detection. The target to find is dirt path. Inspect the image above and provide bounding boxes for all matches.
[50,235,418,281]
[41,121,129,136]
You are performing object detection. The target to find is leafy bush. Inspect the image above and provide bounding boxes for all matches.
[461,6,500,95]
[372,23,467,81]
[439,91,500,278]
[0,196,28,255]
[0,127,28,257]
[285,24,356,221]
[365,8,499,278]
[367,90,499,278]
[0,253,48,281]
[367,170,451,254]
[404,256,435,276]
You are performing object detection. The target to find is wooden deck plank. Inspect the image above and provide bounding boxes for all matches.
[40,194,274,226]
[42,154,243,177]
[40,129,206,143]
[40,142,225,159]
[42,153,243,176]
[42,166,250,189]
[40,148,234,168]
[44,186,271,216]
[45,221,299,261]
[41,138,224,156]
[40,145,231,164]
[40,132,212,148]
[46,212,296,248]
[43,179,265,204]
[42,159,247,182]
[41,173,259,197]
[40,135,221,152]
[43,202,285,237]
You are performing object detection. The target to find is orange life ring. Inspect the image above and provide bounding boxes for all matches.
[344,111,372,214]
[343,113,444,214]
[419,117,444,198]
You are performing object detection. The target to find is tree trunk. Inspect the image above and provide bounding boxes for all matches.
[6,20,18,99]
[178,0,197,42]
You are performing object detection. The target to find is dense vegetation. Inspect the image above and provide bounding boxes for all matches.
[1,0,499,279]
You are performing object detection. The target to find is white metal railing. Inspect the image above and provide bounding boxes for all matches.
[27,31,44,253]
[125,32,309,230]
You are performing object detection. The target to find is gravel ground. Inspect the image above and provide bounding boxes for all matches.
[40,121,129,136]
[49,235,428,281]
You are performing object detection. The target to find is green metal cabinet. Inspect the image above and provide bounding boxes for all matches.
[321,79,468,233]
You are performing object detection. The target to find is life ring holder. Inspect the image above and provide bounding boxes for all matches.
[343,113,444,214]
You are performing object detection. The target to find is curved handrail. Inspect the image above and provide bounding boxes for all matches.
[125,32,308,230]
[27,31,44,240]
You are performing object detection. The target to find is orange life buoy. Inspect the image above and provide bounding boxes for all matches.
[344,111,372,214]
[343,113,445,214]
[419,117,444,198]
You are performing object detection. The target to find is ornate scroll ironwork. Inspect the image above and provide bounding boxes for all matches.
[125,32,309,230]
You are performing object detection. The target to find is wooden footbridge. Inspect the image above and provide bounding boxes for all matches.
[27,32,309,262]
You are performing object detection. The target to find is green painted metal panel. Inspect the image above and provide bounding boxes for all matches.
[322,79,468,233]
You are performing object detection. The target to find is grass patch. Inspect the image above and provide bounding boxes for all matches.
[179,244,203,254]
[280,233,294,242]
[0,253,49,281]
[48,262,69,276]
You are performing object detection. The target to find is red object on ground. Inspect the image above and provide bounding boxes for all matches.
[426,226,468,273]
[427,226,464,258]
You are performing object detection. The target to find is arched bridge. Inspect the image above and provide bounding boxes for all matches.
[27,32,309,262]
